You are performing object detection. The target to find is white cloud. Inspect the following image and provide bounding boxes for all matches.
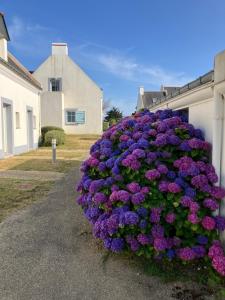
[74,43,193,87]
[8,17,58,57]
[97,53,192,86]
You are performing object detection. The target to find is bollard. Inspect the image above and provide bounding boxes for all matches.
[52,138,57,163]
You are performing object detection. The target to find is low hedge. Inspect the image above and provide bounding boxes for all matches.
[44,130,65,146]
[41,126,64,144]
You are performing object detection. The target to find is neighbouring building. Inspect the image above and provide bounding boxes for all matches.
[33,43,103,135]
[0,13,42,159]
[136,51,225,232]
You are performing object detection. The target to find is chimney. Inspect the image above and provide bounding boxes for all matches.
[139,86,144,96]
[52,43,68,56]
[0,13,10,61]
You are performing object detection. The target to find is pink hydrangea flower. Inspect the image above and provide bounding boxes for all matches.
[202,216,216,231]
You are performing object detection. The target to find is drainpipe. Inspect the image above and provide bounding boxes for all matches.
[212,91,224,188]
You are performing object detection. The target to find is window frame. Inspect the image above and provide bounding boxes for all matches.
[65,110,85,125]
[48,78,62,92]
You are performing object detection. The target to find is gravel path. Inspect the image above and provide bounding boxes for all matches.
[0,170,64,181]
[0,167,213,300]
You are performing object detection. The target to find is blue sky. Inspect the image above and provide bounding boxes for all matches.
[2,0,225,115]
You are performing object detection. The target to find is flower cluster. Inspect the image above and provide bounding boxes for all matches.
[77,109,225,276]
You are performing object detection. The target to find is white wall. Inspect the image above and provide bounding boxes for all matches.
[41,92,64,128]
[0,62,40,158]
[34,51,103,135]
[189,100,213,143]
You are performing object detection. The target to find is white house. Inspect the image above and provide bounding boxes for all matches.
[137,50,225,235]
[33,43,103,135]
[0,13,42,159]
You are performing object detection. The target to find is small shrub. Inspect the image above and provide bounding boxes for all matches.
[41,126,64,144]
[77,109,225,277]
[44,130,65,146]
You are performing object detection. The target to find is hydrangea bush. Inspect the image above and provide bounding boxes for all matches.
[77,109,225,276]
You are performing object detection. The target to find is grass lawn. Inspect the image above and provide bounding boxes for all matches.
[0,135,98,172]
[0,178,53,222]
[10,159,80,173]
[0,135,97,221]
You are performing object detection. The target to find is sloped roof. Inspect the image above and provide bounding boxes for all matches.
[0,13,10,41]
[164,86,180,95]
[143,91,165,107]
[0,52,42,89]
[148,70,214,108]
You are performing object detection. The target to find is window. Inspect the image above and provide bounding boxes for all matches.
[66,110,85,124]
[33,115,37,129]
[15,112,20,129]
[49,78,62,91]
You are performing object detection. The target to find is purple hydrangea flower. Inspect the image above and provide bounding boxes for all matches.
[177,247,196,261]
[167,171,176,180]
[197,235,208,245]
[126,182,141,193]
[188,213,199,224]
[145,169,161,181]
[151,224,164,238]
[89,179,105,193]
[165,212,176,224]
[158,181,169,192]
[203,198,219,211]
[202,216,216,231]
[166,249,175,260]
[111,238,124,252]
[137,207,148,218]
[137,233,152,245]
[131,192,145,205]
[150,207,162,223]
[104,238,112,249]
[154,238,168,251]
[139,219,148,229]
[192,245,206,258]
[168,182,181,193]
[93,192,107,204]
[132,148,146,158]
[214,216,225,231]
[157,164,168,174]
[117,190,130,203]
[124,211,139,225]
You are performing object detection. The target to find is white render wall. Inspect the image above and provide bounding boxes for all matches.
[41,92,64,128]
[0,62,40,158]
[34,49,103,134]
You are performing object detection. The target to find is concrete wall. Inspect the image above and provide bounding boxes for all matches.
[34,48,103,134]
[0,62,40,158]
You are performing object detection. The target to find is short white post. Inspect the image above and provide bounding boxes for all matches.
[52,138,57,163]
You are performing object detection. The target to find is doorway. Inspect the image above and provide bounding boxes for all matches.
[2,103,13,155]
[27,109,33,150]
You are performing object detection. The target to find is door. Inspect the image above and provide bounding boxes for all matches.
[27,110,33,150]
[2,103,13,155]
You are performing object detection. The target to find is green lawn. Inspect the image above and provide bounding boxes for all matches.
[10,159,80,173]
[0,178,53,222]
[0,135,97,222]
